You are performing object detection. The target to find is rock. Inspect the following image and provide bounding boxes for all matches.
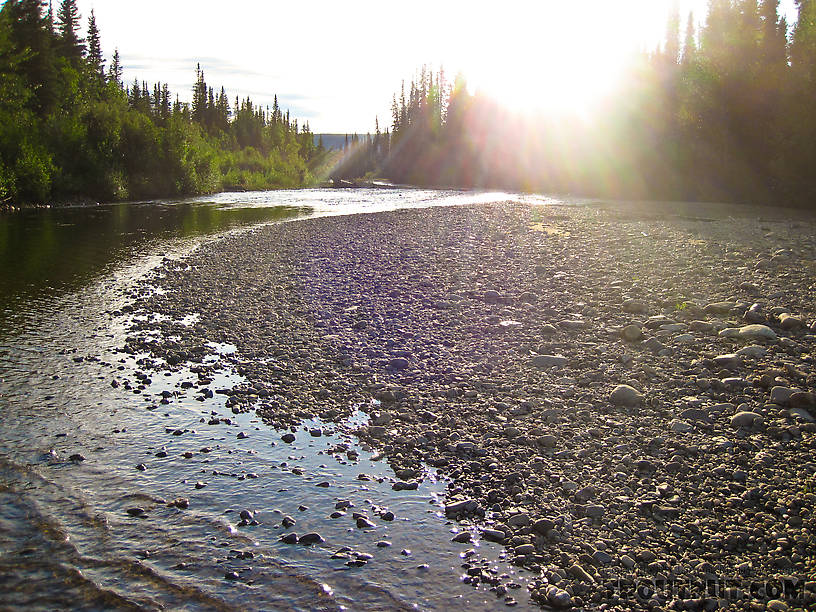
[239,509,254,522]
[282,515,296,528]
[531,354,568,368]
[669,420,694,433]
[767,600,789,611]
[679,408,710,422]
[545,586,572,608]
[584,505,605,519]
[731,411,762,429]
[135,463,147,471]
[791,392,816,409]
[574,485,596,502]
[592,550,613,565]
[558,319,586,331]
[281,433,296,443]
[623,299,648,314]
[779,313,804,330]
[298,532,324,545]
[452,531,472,543]
[280,533,298,544]
[620,554,636,569]
[515,543,536,555]
[537,434,558,448]
[621,324,644,342]
[68,453,85,462]
[689,320,714,333]
[126,507,146,517]
[507,512,531,527]
[744,303,765,323]
[568,563,595,583]
[610,384,643,407]
[704,301,736,315]
[533,518,555,533]
[392,480,418,491]
[445,499,479,516]
[482,528,506,542]
[770,386,795,405]
[713,354,741,369]
[388,357,410,370]
[790,407,815,422]
[737,324,777,342]
[736,345,767,358]
[169,498,189,509]
[356,516,375,529]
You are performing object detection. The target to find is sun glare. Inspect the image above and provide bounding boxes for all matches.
[443,2,669,118]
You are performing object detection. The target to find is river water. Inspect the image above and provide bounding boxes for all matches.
[0,188,562,611]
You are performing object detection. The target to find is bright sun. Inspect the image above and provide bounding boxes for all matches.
[442,2,671,117]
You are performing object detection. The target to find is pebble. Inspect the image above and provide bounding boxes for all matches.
[531,354,568,368]
[609,384,643,407]
[738,324,777,342]
[280,433,296,443]
[621,324,643,342]
[298,532,324,545]
[731,411,762,429]
[669,419,694,433]
[356,517,375,529]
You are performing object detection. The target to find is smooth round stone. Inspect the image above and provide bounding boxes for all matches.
[298,532,324,545]
[731,411,762,429]
[610,384,643,407]
[621,324,643,342]
[737,324,777,342]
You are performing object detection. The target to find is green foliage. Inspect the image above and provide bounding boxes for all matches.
[0,2,317,206]
[356,5,816,208]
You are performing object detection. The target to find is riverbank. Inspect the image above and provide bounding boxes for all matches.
[124,200,816,610]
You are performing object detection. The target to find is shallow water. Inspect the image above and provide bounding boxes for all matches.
[0,188,550,611]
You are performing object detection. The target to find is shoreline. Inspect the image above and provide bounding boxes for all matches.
[125,201,816,609]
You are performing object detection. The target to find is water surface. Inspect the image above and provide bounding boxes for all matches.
[1,188,546,611]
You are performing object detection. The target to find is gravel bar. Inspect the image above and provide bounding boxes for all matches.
[124,201,816,610]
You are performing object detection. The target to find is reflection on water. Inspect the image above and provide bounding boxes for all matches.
[0,201,310,333]
[0,188,542,611]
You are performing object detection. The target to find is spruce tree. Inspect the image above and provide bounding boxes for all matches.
[682,12,697,64]
[55,0,84,62]
[86,9,103,76]
[108,48,122,87]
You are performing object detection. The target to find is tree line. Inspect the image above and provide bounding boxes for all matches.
[0,0,326,205]
[348,1,816,207]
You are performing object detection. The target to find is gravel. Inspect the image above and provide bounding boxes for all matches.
[124,201,816,610]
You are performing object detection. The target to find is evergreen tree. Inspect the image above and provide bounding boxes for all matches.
[682,12,697,64]
[108,48,122,87]
[86,9,103,76]
[55,0,84,62]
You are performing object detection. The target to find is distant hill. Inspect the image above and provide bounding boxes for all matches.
[314,134,358,151]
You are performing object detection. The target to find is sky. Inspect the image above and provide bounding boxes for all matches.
[73,0,800,133]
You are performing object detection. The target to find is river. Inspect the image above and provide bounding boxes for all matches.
[0,188,560,611]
